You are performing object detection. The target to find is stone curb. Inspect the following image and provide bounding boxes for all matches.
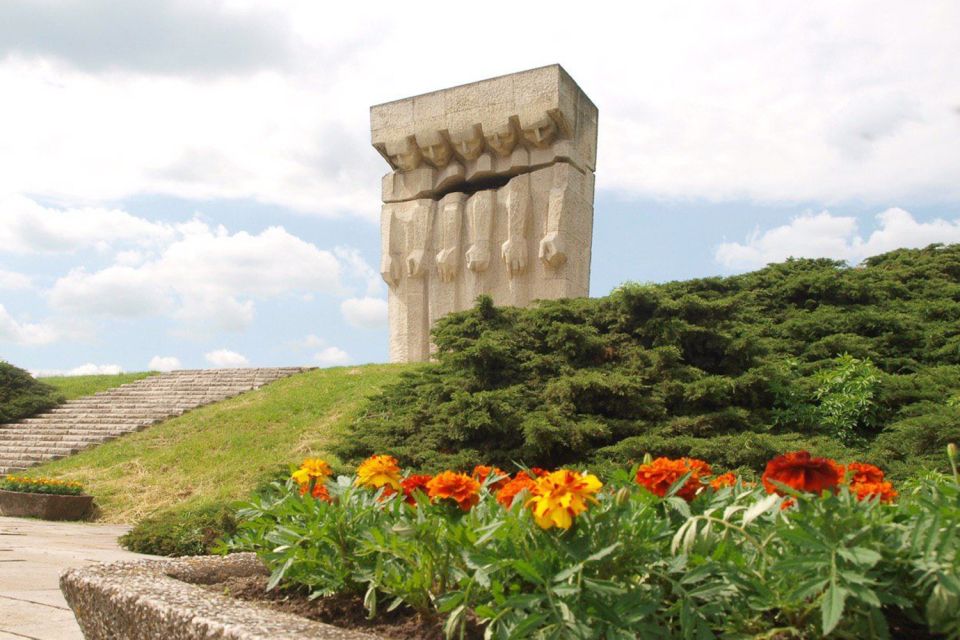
[60,553,383,640]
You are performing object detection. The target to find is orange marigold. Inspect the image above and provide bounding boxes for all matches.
[472,465,509,491]
[635,457,711,501]
[526,469,603,530]
[762,451,841,496]
[849,480,898,503]
[709,472,738,490]
[846,462,885,485]
[401,474,433,505]
[427,471,481,511]
[355,454,402,491]
[496,471,537,508]
[299,481,332,502]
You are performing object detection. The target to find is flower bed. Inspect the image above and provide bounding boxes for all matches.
[225,449,960,639]
[0,475,92,520]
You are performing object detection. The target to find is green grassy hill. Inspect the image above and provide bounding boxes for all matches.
[33,365,407,523]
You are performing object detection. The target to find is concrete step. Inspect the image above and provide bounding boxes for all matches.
[0,367,312,473]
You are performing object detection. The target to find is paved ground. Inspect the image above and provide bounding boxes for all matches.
[0,516,153,640]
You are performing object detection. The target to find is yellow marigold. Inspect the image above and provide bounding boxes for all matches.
[291,458,333,486]
[526,469,603,530]
[355,454,402,491]
[426,471,481,511]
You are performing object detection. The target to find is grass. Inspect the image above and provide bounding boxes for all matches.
[34,364,409,523]
[41,372,159,401]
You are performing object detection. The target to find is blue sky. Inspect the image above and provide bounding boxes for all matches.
[1,1,958,375]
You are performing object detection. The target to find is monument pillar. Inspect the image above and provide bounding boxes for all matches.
[371,65,598,362]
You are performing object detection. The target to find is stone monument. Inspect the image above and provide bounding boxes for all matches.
[371,64,598,362]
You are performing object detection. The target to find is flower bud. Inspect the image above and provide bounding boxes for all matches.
[642,453,653,465]
[948,442,958,463]
[614,487,631,506]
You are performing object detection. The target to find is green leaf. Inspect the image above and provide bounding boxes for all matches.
[821,581,847,636]
[837,546,881,568]
[511,560,544,585]
[742,494,779,526]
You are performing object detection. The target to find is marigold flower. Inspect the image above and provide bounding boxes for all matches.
[845,462,885,485]
[299,481,333,502]
[427,471,481,511]
[401,474,433,505]
[530,467,550,477]
[496,471,537,508]
[291,458,333,486]
[635,457,711,501]
[849,480,898,503]
[762,451,841,496]
[472,465,509,490]
[355,454,402,491]
[526,469,603,530]
[709,472,738,490]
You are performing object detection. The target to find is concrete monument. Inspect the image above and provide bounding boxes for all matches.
[371,64,598,362]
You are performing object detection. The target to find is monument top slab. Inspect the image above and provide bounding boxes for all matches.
[371,64,597,174]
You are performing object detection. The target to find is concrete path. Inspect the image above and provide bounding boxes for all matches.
[0,516,154,640]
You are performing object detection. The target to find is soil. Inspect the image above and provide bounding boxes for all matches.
[195,574,484,640]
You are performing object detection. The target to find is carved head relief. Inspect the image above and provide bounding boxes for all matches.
[415,131,452,168]
[448,124,485,161]
[484,121,518,157]
[520,116,558,149]
[385,136,422,171]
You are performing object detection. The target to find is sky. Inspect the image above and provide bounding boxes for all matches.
[0,0,958,375]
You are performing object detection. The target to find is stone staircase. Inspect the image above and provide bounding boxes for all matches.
[0,368,311,475]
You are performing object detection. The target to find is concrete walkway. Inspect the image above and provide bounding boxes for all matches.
[0,517,154,640]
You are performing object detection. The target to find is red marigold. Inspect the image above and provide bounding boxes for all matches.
[472,465,509,491]
[529,467,550,478]
[709,472,738,490]
[299,481,332,503]
[401,474,433,505]
[849,480,898,503]
[496,471,537,508]
[426,471,481,511]
[846,462,885,485]
[635,457,711,501]
[762,451,841,496]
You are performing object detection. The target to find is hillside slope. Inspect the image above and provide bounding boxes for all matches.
[335,245,960,479]
[32,365,407,522]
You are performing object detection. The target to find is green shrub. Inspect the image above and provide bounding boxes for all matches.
[0,361,63,424]
[120,503,237,556]
[333,245,960,478]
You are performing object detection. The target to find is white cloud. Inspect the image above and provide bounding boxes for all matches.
[715,208,960,270]
[47,217,343,331]
[148,355,181,372]
[33,363,124,377]
[0,4,956,216]
[0,304,58,345]
[0,195,175,254]
[204,348,250,368]
[0,268,31,289]
[314,346,350,367]
[301,334,326,349]
[340,297,388,329]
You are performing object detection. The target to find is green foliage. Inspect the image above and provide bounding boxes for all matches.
[227,470,960,638]
[0,360,63,423]
[120,503,238,556]
[333,246,960,478]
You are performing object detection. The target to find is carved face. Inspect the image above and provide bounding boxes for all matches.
[415,132,452,168]
[385,137,422,171]
[449,125,485,161]
[521,116,557,149]
[484,122,518,157]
